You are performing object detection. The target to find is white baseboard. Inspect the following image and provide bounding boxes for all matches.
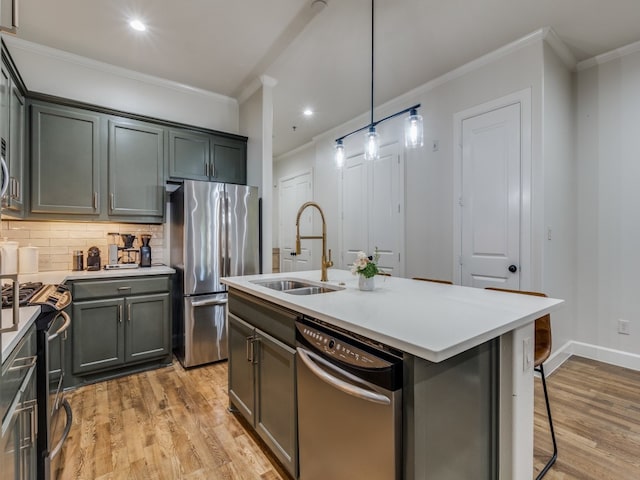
[544,340,640,373]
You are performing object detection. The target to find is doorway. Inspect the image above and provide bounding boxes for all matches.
[453,89,532,289]
[278,170,313,272]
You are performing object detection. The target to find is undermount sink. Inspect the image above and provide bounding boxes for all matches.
[250,278,344,295]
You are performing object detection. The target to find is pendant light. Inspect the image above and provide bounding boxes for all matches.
[334,0,423,166]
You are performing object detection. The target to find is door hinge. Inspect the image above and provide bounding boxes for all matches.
[397,204,401,213]
[458,255,463,265]
[458,196,464,207]
[398,253,401,262]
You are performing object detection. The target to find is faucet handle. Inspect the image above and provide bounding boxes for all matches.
[327,249,334,267]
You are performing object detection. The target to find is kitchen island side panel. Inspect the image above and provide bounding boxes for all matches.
[404,338,499,480]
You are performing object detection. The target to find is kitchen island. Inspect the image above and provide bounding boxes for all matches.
[222,269,564,480]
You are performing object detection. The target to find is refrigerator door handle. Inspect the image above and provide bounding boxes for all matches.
[190,298,228,308]
[217,189,225,278]
[225,193,231,277]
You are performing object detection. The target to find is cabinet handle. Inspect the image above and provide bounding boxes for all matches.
[246,335,253,362]
[251,337,259,365]
[93,191,98,210]
[7,355,36,372]
[128,303,131,322]
[210,162,215,178]
[109,193,114,211]
[12,0,18,29]
[118,304,123,323]
[204,162,208,177]
[15,178,19,201]
[117,286,132,291]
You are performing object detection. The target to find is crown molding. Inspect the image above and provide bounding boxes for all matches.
[542,27,577,71]
[1,35,237,105]
[577,38,640,71]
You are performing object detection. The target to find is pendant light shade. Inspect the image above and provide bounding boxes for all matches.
[334,0,423,166]
[405,108,424,148]
[364,127,379,161]
[335,139,345,168]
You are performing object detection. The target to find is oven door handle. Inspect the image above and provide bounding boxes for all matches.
[50,398,72,459]
[48,311,71,343]
[296,347,391,405]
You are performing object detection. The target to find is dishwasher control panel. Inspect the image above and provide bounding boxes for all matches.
[297,322,393,370]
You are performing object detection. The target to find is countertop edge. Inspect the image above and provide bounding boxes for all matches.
[222,270,565,363]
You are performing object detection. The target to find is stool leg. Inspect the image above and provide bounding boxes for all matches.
[535,363,558,479]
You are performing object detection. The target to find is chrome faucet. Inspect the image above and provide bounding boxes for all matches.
[295,201,333,281]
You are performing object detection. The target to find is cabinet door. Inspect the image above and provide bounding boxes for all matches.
[255,329,297,477]
[228,313,255,424]
[108,119,164,217]
[168,129,210,181]
[6,83,24,213]
[0,63,9,206]
[211,136,246,184]
[30,104,101,214]
[72,298,125,374]
[125,293,170,364]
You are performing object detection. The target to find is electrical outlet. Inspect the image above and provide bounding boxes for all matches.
[618,319,631,335]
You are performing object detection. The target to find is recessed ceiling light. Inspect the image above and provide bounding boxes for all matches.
[129,19,147,32]
[303,108,313,117]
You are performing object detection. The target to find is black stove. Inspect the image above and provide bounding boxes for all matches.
[1,281,43,308]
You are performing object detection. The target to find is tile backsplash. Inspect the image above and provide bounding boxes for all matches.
[0,220,166,272]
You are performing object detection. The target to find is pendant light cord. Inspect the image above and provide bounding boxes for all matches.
[370,0,374,127]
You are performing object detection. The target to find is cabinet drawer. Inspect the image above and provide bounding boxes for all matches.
[228,289,299,347]
[1,324,36,422]
[72,275,170,300]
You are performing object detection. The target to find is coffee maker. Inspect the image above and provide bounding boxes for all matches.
[139,234,152,267]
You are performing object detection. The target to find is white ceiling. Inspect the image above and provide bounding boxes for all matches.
[13,0,640,156]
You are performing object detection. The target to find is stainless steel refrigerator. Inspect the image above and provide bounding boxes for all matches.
[170,180,259,367]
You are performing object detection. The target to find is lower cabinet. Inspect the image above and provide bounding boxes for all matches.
[1,325,37,480]
[228,302,298,478]
[70,276,171,378]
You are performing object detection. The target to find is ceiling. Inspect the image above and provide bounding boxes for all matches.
[13,0,640,156]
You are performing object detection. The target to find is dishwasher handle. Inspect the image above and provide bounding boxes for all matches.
[296,347,391,405]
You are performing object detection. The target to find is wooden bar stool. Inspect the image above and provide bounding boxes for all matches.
[486,288,557,479]
[412,277,453,285]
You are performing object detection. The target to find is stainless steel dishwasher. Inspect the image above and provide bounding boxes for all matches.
[296,317,403,480]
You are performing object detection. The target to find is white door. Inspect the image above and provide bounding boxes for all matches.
[460,102,521,289]
[279,171,312,272]
[342,143,403,275]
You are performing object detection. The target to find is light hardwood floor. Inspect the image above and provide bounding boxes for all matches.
[56,356,640,480]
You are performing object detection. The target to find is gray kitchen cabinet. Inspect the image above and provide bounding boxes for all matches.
[169,128,247,185]
[168,128,211,181]
[71,276,171,377]
[30,103,101,215]
[108,118,165,218]
[211,136,246,184]
[72,297,124,374]
[5,81,25,214]
[227,290,298,477]
[1,324,38,480]
[0,61,10,209]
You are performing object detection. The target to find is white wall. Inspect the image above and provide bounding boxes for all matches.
[3,36,238,133]
[542,42,577,358]
[576,48,640,356]
[277,37,545,283]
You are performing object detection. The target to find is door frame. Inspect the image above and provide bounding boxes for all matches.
[453,88,532,290]
[278,168,313,271]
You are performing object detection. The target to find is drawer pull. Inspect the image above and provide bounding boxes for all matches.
[117,286,132,291]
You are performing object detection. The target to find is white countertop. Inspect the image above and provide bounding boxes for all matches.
[1,265,175,363]
[221,270,564,363]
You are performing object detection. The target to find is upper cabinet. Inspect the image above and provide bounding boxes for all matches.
[108,118,164,218]
[169,128,247,185]
[211,136,246,185]
[1,42,27,217]
[30,103,101,215]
